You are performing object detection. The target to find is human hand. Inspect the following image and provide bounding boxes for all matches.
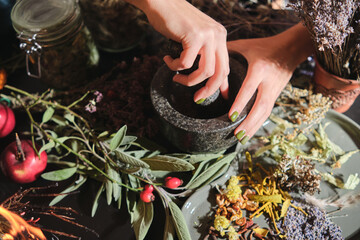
[227,23,314,144]
[132,0,229,102]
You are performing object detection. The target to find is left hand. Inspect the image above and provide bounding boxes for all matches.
[227,23,314,143]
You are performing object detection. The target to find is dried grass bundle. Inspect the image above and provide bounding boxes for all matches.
[289,0,360,80]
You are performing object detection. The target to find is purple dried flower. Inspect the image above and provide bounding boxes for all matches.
[85,102,97,113]
[277,199,344,240]
[94,91,103,103]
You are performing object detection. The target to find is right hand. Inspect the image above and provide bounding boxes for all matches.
[133,0,230,102]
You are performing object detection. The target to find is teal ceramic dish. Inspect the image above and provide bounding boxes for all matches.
[181,110,360,240]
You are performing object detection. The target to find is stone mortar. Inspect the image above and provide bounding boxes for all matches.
[150,53,255,153]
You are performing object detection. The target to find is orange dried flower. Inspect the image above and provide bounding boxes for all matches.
[0,68,7,90]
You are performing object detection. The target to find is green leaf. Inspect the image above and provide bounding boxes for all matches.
[110,126,127,151]
[92,183,104,217]
[98,131,109,138]
[163,209,176,240]
[142,155,194,172]
[187,152,225,164]
[41,167,78,181]
[115,150,150,168]
[50,115,67,126]
[105,165,113,206]
[169,201,192,240]
[49,175,87,206]
[132,200,154,240]
[40,141,56,153]
[42,107,55,123]
[186,152,236,189]
[64,113,75,123]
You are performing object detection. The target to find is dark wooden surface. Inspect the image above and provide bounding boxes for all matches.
[1,10,360,239]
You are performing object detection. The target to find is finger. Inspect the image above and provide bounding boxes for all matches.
[173,43,216,86]
[228,64,263,121]
[163,44,201,71]
[234,84,274,144]
[194,46,229,101]
[219,77,229,100]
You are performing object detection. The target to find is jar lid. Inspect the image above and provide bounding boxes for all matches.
[11,0,80,44]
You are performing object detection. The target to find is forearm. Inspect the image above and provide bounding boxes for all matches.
[276,22,314,71]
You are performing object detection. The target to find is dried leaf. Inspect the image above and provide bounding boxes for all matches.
[331,150,360,168]
[280,198,291,218]
[322,173,360,190]
[248,194,282,203]
[253,227,269,237]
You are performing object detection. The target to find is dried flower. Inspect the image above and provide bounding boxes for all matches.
[273,155,321,195]
[289,0,360,79]
[277,199,343,240]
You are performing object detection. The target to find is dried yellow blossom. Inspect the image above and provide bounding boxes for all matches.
[225,176,242,202]
[214,215,230,236]
[228,226,239,240]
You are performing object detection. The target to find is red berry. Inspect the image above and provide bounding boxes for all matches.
[164,177,183,189]
[140,191,155,203]
[144,184,154,193]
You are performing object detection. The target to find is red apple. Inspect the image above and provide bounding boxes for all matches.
[0,103,15,138]
[0,139,47,184]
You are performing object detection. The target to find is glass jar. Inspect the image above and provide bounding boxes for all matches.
[11,0,99,90]
[78,0,146,52]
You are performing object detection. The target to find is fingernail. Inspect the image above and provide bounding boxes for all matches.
[230,111,239,122]
[236,130,245,141]
[196,98,206,104]
[240,136,249,145]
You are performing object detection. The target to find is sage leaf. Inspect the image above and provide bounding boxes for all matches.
[50,115,67,126]
[115,150,150,168]
[132,200,154,240]
[142,155,194,172]
[40,141,56,153]
[169,201,191,240]
[163,207,176,240]
[41,167,77,181]
[105,165,113,206]
[42,107,55,123]
[186,152,236,189]
[92,183,104,217]
[187,158,215,185]
[110,125,127,151]
[50,175,87,206]
[187,152,224,164]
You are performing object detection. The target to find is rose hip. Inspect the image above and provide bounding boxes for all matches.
[164,177,183,189]
[144,184,154,193]
[140,191,155,203]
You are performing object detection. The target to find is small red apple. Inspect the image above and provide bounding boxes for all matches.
[0,138,47,184]
[0,103,15,138]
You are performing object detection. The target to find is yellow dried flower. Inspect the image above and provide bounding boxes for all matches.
[214,215,230,236]
[228,226,239,240]
[225,176,242,202]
